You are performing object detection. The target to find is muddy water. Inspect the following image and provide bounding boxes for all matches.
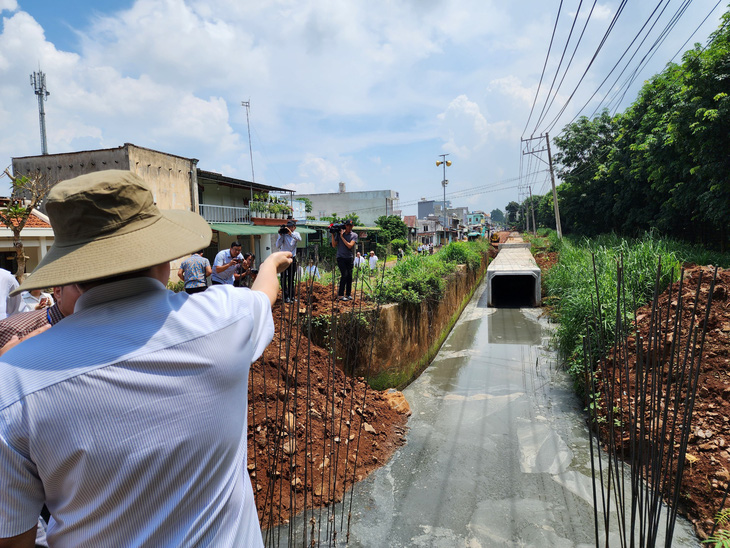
[276,281,699,547]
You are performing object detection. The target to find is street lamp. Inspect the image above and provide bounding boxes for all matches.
[436,154,451,244]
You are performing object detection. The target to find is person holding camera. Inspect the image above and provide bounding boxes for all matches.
[211,241,244,285]
[234,253,257,288]
[331,219,358,301]
[276,220,301,303]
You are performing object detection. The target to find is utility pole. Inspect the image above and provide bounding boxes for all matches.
[30,70,50,155]
[529,186,537,236]
[436,154,451,245]
[545,133,562,239]
[521,134,562,239]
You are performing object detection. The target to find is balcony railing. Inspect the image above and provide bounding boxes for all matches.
[198,204,250,224]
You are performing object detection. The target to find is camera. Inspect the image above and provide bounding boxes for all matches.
[278,225,290,235]
[329,222,345,234]
[249,269,259,275]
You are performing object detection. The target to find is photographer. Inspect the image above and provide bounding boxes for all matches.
[234,253,257,288]
[276,220,301,303]
[211,241,243,285]
[330,219,358,301]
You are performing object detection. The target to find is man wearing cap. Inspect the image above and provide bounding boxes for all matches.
[0,170,291,547]
[275,220,301,303]
[331,219,358,301]
[211,241,244,285]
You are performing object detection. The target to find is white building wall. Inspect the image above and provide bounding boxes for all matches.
[296,189,398,226]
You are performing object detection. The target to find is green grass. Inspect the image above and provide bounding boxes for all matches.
[545,232,684,384]
[546,230,730,388]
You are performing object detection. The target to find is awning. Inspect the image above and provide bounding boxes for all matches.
[467,232,481,237]
[209,223,316,236]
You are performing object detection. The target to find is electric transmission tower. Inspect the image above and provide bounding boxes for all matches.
[30,70,50,155]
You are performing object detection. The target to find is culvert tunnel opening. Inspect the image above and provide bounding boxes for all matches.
[490,274,537,308]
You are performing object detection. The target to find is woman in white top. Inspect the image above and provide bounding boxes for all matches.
[21,288,54,311]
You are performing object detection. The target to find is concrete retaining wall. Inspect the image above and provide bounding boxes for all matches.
[324,254,488,389]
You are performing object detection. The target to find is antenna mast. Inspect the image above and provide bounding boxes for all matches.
[241,100,255,182]
[30,70,50,155]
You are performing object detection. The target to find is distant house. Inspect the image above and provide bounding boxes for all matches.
[297,182,399,226]
[0,207,54,274]
[402,215,418,244]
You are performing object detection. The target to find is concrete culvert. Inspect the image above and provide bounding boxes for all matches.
[487,240,541,308]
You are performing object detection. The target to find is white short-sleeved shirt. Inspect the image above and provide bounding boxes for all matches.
[0,268,23,320]
[0,277,273,546]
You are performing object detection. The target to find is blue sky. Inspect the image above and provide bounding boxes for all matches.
[0,0,726,217]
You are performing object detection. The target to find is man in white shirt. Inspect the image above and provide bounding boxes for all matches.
[275,220,301,303]
[0,170,291,547]
[0,268,23,320]
[368,250,379,273]
[20,289,54,311]
[211,241,244,285]
[353,251,364,269]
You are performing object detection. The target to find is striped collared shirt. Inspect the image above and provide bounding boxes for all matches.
[0,278,272,546]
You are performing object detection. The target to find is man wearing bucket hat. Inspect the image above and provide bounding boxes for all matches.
[0,170,291,547]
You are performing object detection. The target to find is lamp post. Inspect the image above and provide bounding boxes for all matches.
[436,154,451,244]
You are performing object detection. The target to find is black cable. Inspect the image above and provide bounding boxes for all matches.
[521,0,565,139]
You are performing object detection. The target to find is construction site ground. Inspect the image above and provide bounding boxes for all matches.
[531,236,730,540]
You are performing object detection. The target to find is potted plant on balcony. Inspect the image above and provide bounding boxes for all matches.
[250,201,263,218]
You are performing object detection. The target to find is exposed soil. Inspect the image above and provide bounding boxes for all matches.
[592,265,730,539]
[248,281,409,528]
[530,232,730,540]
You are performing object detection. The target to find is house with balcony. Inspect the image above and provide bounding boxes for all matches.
[12,143,315,274]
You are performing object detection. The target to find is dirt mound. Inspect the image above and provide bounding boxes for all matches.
[595,266,730,539]
[248,281,408,528]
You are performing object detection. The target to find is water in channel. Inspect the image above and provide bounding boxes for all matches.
[275,280,699,547]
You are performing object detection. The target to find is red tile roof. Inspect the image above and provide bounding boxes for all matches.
[0,211,51,229]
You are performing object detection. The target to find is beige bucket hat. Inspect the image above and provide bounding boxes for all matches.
[13,170,212,295]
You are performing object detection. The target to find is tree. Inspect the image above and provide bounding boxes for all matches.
[505,201,520,224]
[296,197,313,214]
[323,212,362,226]
[0,169,52,282]
[490,208,504,224]
[374,215,408,243]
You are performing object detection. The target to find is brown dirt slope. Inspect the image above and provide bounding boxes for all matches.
[247,282,409,528]
[597,266,730,539]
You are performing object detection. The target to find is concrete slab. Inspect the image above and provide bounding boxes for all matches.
[487,241,541,307]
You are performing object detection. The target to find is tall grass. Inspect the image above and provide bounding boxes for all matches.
[545,232,684,385]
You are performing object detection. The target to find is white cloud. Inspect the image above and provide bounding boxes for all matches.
[488,76,536,106]
[0,0,17,13]
[437,95,489,158]
[297,154,340,185]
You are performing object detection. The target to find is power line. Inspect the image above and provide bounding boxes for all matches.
[521,0,565,139]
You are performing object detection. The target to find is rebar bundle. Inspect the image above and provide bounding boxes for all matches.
[249,256,391,548]
[585,259,719,547]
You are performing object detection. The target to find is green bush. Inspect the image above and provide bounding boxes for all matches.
[167,280,185,293]
[390,238,408,252]
[374,241,487,305]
